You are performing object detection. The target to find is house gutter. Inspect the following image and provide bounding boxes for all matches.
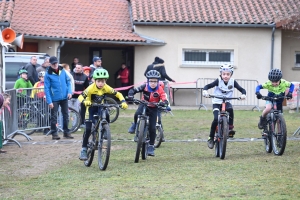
[24,35,164,46]
[57,40,65,63]
[270,24,276,70]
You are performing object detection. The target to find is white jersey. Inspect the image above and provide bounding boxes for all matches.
[212,77,235,104]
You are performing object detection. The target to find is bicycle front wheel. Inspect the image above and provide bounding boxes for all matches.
[98,124,111,170]
[219,116,228,159]
[271,115,287,156]
[84,132,96,167]
[68,107,81,133]
[154,126,163,148]
[103,97,119,123]
[17,108,38,135]
[135,119,145,163]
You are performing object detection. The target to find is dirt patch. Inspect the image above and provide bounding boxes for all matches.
[0,133,123,178]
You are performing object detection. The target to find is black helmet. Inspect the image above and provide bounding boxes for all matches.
[146,70,161,79]
[268,69,282,82]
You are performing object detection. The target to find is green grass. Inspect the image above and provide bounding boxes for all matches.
[1,109,300,199]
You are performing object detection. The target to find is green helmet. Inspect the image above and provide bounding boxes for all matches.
[19,69,28,75]
[93,68,109,79]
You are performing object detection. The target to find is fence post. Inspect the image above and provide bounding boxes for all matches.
[0,120,2,149]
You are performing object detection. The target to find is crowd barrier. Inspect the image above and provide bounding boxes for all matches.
[196,78,260,111]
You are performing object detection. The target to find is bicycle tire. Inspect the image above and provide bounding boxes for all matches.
[135,119,145,163]
[154,126,163,148]
[219,116,228,159]
[215,132,220,157]
[84,132,95,167]
[141,141,148,160]
[98,124,111,170]
[17,108,38,135]
[271,115,287,156]
[264,123,273,153]
[103,97,119,123]
[68,107,81,133]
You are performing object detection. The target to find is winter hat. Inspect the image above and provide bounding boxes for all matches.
[154,57,164,64]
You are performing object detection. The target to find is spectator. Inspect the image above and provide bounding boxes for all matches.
[71,63,89,127]
[0,93,11,153]
[44,56,73,140]
[61,63,75,94]
[144,57,175,100]
[71,57,79,72]
[14,69,33,106]
[25,56,40,85]
[36,57,50,74]
[89,56,103,81]
[116,63,130,98]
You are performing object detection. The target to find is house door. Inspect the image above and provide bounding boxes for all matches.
[17,42,38,52]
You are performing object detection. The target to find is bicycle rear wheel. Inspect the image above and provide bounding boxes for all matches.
[17,108,38,135]
[154,125,163,148]
[264,124,272,153]
[84,132,96,167]
[271,115,287,156]
[98,124,111,170]
[68,107,81,133]
[219,116,228,159]
[103,97,119,123]
[135,119,145,163]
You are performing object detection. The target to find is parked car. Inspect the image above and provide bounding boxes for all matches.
[4,52,48,89]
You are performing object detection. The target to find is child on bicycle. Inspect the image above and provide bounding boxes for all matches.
[127,70,169,156]
[203,64,246,149]
[255,69,294,135]
[78,69,128,161]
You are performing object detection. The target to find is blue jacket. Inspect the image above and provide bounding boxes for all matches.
[44,67,72,104]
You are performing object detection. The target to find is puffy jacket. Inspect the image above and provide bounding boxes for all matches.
[44,67,72,104]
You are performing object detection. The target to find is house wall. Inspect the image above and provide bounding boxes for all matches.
[281,30,300,82]
[134,26,282,106]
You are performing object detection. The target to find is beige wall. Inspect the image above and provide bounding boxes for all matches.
[38,40,60,57]
[134,26,282,106]
[281,30,300,82]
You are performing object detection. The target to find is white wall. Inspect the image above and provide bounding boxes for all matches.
[134,26,282,106]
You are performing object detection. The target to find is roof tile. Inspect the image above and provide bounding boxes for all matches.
[0,0,14,23]
[11,0,145,42]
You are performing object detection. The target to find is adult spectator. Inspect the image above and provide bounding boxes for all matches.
[144,57,175,98]
[71,57,79,72]
[89,56,103,80]
[71,63,89,127]
[116,63,130,98]
[0,93,11,153]
[36,57,50,74]
[61,63,75,94]
[25,56,40,85]
[44,56,73,140]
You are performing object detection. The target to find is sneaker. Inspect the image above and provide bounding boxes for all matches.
[43,128,50,135]
[52,134,60,140]
[166,106,171,111]
[147,145,155,156]
[207,137,214,149]
[63,134,74,139]
[258,116,267,130]
[0,149,7,153]
[79,150,87,161]
[228,130,236,138]
[128,122,136,134]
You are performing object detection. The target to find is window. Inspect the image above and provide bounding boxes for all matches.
[295,52,300,67]
[182,49,234,66]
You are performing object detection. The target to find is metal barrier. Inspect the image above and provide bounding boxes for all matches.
[196,78,260,111]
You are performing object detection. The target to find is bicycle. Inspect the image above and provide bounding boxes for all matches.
[208,94,241,159]
[83,103,119,170]
[260,95,288,156]
[154,107,173,148]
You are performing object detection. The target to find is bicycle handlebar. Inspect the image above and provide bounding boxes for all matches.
[90,103,121,108]
[131,98,167,110]
[261,96,289,101]
[208,95,241,100]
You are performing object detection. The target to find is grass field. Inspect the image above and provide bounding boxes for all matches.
[1,109,300,199]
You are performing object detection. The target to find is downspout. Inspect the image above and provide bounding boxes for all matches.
[57,40,65,63]
[270,24,276,70]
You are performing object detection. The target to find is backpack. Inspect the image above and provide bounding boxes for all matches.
[17,66,26,78]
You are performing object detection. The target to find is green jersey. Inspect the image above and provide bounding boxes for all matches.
[261,79,291,94]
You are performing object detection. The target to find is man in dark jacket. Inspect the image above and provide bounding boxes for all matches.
[89,56,103,81]
[72,63,89,126]
[25,56,40,85]
[144,57,175,82]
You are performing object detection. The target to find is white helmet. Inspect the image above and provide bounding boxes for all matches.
[38,71,45,77]
[220,64,234,75]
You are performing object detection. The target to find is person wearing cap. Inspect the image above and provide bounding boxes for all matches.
[89,56,103,81]
[0,93,11,153]
[44,56,73,140]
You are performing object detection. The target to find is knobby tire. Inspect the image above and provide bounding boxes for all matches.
[135,119,145,163]
[98,124,111,170]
